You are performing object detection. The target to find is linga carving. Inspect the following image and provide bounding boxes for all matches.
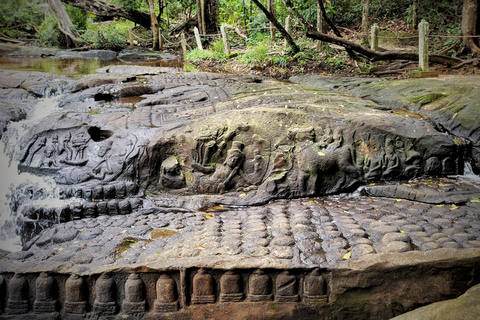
[33,273,57,313]
[7,274,29,314]
[65,274,87,314]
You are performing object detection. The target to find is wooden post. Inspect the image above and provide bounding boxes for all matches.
[128,28,134,46]
[194,26,203,50]
[220,25,230,55]
[284,15,290,49]
[418,19,429,71]
[181,32,187,56]
[370,23,379,51]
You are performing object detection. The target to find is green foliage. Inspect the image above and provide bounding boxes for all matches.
[184,48,218,62]
[238,39,270,66]
[38,16,61,47]
[79,22,128,50]
[65,4,90,31]
[115,0,145,12]
[324,52,348,69]
[0,0,45,28]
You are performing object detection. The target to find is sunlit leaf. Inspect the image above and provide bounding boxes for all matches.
[470,199,480,203]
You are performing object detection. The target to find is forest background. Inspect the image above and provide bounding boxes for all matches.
[0,0,478,78]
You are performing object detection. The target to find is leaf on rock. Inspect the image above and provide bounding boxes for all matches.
[343,252,351,260]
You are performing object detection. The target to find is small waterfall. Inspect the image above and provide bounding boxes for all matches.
[457,161,480,187]
[0,95,77,252]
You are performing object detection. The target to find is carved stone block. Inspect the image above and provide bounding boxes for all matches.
[275,271,298,302]
[220,271,243,302]
[34,273,57,313]
[7,274,29,314]
[93,273,116,315]
[154,274,178,312]
[304,269,328,304]
[123,274,146,314]
[248,269,272,302]
[64,273,86,313]
[192,269,215,304]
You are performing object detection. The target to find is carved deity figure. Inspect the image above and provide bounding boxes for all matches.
[193,141,247,193]
[72,129,90,160]
[39,145,58,168]
[382,137,401,180]
[58,132,73,161]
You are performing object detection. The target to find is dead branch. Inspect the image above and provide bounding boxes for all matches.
[223,24,248,39]
[307,30,463,66]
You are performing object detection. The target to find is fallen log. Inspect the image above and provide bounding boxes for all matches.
[307,30,463,66]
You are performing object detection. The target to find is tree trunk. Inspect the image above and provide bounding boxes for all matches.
[412,0,418,29]
[317,0,324,48]
[461,0,480,54]
[148,0,159,50]
[268,0,275,40]
[251,0,299,53]
[204,0,219,34]
[61,0,151,29]
[362,0,370,44]
[306,30,463,66]
[47,0,80,47]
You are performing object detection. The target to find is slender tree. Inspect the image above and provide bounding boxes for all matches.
[461,0,480,54]
[361,0,370,44]
[148,0,160,50]
[47,0,80,47]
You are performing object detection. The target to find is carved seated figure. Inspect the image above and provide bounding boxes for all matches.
[192,141,247,194]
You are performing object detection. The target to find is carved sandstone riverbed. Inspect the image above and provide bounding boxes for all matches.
[0,65,480,319]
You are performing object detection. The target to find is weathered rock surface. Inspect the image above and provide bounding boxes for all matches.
[9,67,468,214]
[1,65,480,319]
[391,283,480,320]
[290,75,480,172]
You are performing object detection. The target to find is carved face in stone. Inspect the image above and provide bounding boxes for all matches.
[226,150,242,168]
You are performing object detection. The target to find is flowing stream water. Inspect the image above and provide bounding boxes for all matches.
[0,96,76,251]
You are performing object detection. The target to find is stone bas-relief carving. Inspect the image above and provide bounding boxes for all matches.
[13,70,465,212]
[9,70,467,250]
[0,269,327,317]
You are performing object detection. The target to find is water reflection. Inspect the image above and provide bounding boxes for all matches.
[0,56,185,78]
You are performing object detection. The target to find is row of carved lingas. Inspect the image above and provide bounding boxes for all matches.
[59,181,139,201]
[0,269,326,315]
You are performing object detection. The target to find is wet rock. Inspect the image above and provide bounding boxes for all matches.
[118,47,177,61]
